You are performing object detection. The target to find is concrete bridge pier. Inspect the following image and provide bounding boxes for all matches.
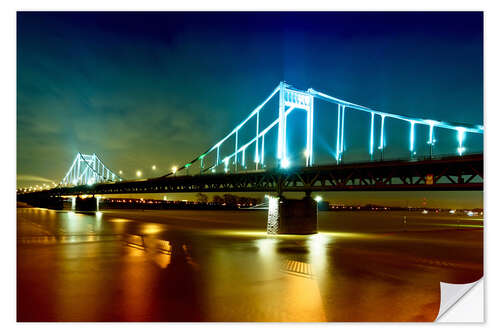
[267,193,318,235]
[75,196,98,212]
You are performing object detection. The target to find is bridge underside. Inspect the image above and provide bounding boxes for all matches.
[34,154,483,197]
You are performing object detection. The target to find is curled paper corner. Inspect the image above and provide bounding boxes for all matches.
[435,278,483,322]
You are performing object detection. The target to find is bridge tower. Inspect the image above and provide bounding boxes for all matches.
[61,152,121,186]
[277,82,315,168]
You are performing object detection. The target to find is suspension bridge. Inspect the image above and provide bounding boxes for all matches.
[18,81,483,233]
[48,81,482,193]
[61,152,122,186]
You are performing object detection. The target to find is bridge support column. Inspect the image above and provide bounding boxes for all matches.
[75,196,98,212]
[267,194,317,235]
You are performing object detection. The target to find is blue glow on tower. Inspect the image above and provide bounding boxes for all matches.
[277,82,286,159]
[235,130,238,166]
[457,127,466,156]
[336,104,341,161]
[216,146,220,166]
[427,120,438,145]
[378,115,386,150]
[340,105,345,159]
[306,96,314,166]
[281,157,290,169]
[369,112,375,157]
[410,121,415,154]
[255,111,260,164]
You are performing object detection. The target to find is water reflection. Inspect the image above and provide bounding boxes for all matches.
[17,207,483,322]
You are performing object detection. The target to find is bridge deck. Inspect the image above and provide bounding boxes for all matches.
[26,154,482,197]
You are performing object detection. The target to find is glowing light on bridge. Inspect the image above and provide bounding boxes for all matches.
[340,105,346,158]
[336,105,341,161]
[410,120,416,154]
[427,120,438,145]
[277,82,286,161]
[335,104,347,162]
[61,152,121,186]
[306,95,314,167]
[457,127,466,156]
[378,115,386,150]
[281,158,290,169]
[234,130,239,167]
[155,81,483,179]
[370,112,375,158]
[255,110,260,166]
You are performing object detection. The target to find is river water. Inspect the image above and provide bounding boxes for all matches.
[17,207,483,321]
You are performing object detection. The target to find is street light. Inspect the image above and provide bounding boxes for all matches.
[136,170,142,177]
[172,166,177,174]
[119,170,123,175]
[152,165,157,171]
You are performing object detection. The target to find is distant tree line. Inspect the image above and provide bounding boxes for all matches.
[196,193,260,207]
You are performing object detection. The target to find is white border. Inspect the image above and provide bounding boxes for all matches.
[3,0,498,331]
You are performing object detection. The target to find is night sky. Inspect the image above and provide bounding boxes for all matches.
[17,12,483,207]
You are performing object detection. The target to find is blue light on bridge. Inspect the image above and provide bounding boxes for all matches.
[306,96,314,167]
[281,158,290,169]
[277,82,286,161]
[410,121,416,154]
[457,127,466,156]
[336,104,341,161]
[340,105,346,160]
[254,111,260,165]
[378,115,386,150]
[130,81,483,181]
[61,152,121,187]
[426,120,438,145]
[370,112,375,157]
[234,130,238,166]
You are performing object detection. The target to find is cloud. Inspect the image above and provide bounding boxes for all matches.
[17,174,56,183]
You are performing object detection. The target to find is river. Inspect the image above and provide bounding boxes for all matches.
[17,207,483,321]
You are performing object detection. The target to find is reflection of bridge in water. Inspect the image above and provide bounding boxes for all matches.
[19,82,483,234]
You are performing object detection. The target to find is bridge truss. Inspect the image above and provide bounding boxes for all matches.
[52,154,482,196]
[61,152,121,186]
